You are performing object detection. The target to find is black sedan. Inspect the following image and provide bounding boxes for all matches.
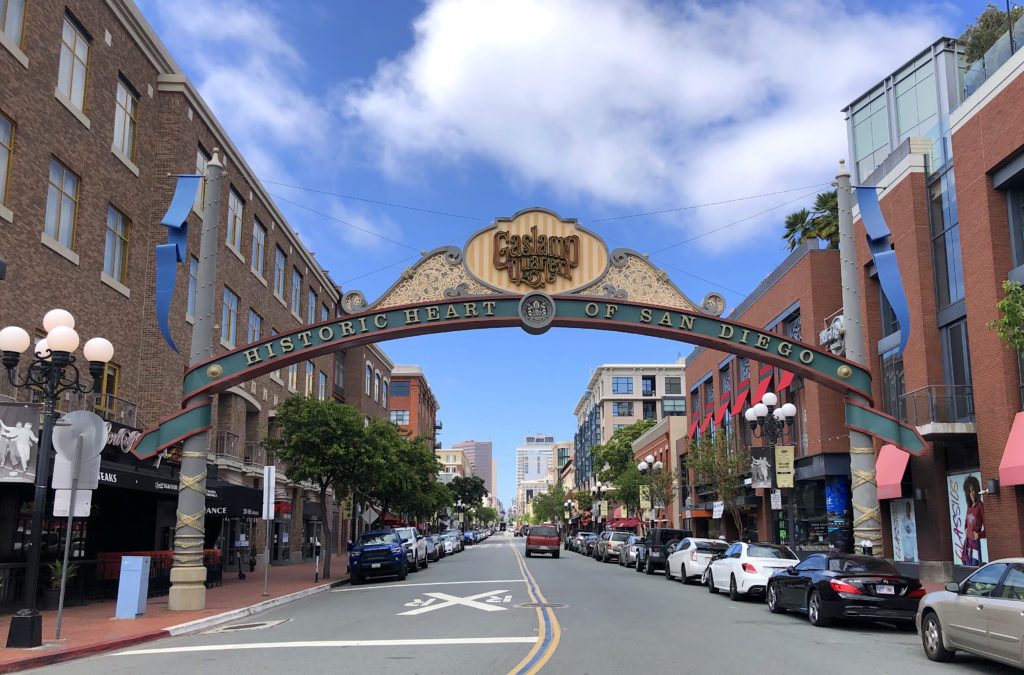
[766,553,925,628]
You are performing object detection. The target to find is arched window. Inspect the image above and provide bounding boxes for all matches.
[365,363,372,396]
[374,371,381,402]
[382,379,389,408]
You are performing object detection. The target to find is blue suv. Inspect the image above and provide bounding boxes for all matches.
[348,530,408,584]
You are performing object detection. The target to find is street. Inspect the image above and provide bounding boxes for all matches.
[26,532,1014,674]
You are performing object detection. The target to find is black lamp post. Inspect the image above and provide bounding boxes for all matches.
[743,391,797,547]
[638,456,664,532]
[0,311,113,648]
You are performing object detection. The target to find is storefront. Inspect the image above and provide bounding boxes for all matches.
[775,453,852,554]
[206,481,262,578]
[301,500,322,561]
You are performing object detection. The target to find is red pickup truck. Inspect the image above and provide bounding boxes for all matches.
[525,524,561,558]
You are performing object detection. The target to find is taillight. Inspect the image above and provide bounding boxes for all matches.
[830,579,862,595]
[690,551,697,561]
[742,563,757,574]
[908,587,926,599]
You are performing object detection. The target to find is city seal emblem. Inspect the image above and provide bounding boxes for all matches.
[518,291,555,335]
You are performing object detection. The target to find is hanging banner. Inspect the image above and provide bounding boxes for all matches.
[890,498,918,563]
[712,501,725,519]
[770,490,782,510]
[774,445,795,488]
[0,402,41,483]
[749,447,774,489]
[947,471,987,566]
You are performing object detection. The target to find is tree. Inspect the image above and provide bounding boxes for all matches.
[593,418,657,484]
[961,4,1024,65]
[574,490,593,512]
[988,280,1024,353]
[647,465,676,514]
[684,430,750,538]
[529,483,570,526]
[449,475,488,508]
[268,396,373,579]
[474,506,498,525]
[781,190,838,250]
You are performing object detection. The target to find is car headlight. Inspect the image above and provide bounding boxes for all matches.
[390,546,402,554]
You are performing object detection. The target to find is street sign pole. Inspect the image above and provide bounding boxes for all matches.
[54,435,81,641]
[262,464,275,596]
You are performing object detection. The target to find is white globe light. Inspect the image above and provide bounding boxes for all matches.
[645,454,655,465]
[83,337,114,363]
[744,408,757,422]
[653,460,664,471]
[637,461,648,472]
[773,409,786,421]
[0,326,31,353]
[753,403,769,418]
[46,326,80,353]
[781,402,797,418]
[762,392,778,407]
[34,339,51,360]
[42,309,75,332]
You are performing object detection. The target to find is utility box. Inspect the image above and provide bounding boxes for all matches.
[115,556,151,618]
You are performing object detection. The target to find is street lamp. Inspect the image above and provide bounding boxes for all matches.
[0,311,113,647]
[744,391,797,548]
[638,458,664,531]
[593,481,604,533]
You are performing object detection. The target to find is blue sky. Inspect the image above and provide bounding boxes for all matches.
[138,0,991,509]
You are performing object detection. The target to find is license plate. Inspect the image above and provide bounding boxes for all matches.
[371,563,381,569]
[876,584,894,595]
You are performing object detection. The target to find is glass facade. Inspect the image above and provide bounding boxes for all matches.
[880,289,899,338]
[852,88,890,181]
[880,348,905,420]
[1009,189,1024,268]
[894,55,938,143]
[930,170,964,308]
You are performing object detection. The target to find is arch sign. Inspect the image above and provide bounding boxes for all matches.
[131,208,925,458]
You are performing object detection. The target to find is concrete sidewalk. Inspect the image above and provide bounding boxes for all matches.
[0,560,348,673]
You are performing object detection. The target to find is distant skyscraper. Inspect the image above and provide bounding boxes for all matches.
[453,440,494,496]
[515,434,557,510]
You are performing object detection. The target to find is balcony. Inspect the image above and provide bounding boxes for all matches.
[58,391,140,428]
[214,430,243,468]
[434,420,443,431]
[243,441,266,474]
[961,13,1024,102]
[900,385,976,438]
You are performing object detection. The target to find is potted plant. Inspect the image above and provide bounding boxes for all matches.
[44,561,78,610]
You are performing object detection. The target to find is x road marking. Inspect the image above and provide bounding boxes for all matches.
[399,589,511,615]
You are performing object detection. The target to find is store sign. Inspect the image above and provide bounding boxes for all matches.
[0,402,41,484]
[948,471,987,566]
[104,421,143,454]
[770,490,782,510]
[774,446,795,488]
[891,498,918,563]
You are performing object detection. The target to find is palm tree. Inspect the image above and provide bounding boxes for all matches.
[781,190,838,250]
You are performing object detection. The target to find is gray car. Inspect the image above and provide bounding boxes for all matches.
[595,531,631,563]
[918,557,1024,668]
[618,534,644,567]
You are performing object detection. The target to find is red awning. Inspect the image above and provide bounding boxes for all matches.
[688,419,700,437]
[876,444,910,499]
[608,517,640,529]
[752,372,773,404]
[702,412,713,430]
[777,370,795,391]
[714,400,731,426]
[731,388,750,415]
[1000,412,1024,486]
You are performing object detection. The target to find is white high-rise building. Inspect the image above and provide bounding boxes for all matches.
[515,434,557,510]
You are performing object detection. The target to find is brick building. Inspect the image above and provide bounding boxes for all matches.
[681,243,849,545]
[630,416,687,530]
[388,365,439,440]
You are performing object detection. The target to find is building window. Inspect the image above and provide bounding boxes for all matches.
[382,379,389,408]
[187,256,198,318]
[321,304,329,322]
[879,348,905,420]
[226,188,244,251]
[1009,189,1024,268]
[1,0,25,47]
[664,399,686,416]
[390,410,410,425]
[739,357,750,382]
[318,371,327,400]
[391,380,410,396]
[613,402,634,417]
[102,205,129,284]
[95,362,119,413]
[365,364,372,395]
[930,170,964,308]
[251,219,266,277]
[58,15,89,111]
[291,269,302,314]
[334,353,345,391]
[271,328,280,379]
[194,147,210,211]
[374,371,380,402]
[641,375,655,396]
[273,246,286,298]
[0,113,12,207]
[305,361,314,396]
[720,366,731,395]
[45,159,78,248]
[642,400,657,420]
[665,376,682,395]
[247,309,261,344]
[851,87,889,182]
[894,55,937,144]
[220,287,238,347]
[880,288,899,337]
[612,376,633,394]
[113,79,138,160]
[307,288,318,324]
[941,319,974,422]
[287,363,297,391]
[785,311,802,342]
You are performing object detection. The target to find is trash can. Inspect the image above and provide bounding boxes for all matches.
[115,556,151,618]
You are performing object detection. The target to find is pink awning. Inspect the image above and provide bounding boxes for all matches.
[777,370,795,391]
[713,400,731,426]
[752,372,773,404]
[999,412,1024,486]
[731,388,750,415]
[876,444,910,500]
[688,419,700,437]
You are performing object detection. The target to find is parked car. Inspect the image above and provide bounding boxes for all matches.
[525,524,561,558]
[767,553,923,628]
[666,538,729,583]
[443,529,464,552]
[619,534,644,567]
[595,531,631,563]
[708,542,797,599]
[462,530,477,545]
[425,535,444,561]
[917,558,1024,667]
[637,528,688,574]
[394,526,428,571]
[582,533,599,557]
[348,530,408,584]
[438,533,456,555]
[570,532,590,553]
[514,526,524,537]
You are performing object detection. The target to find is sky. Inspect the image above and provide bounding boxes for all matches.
[137,0,992,510]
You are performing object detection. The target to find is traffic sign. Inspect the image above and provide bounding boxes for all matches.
[51,411,105,490]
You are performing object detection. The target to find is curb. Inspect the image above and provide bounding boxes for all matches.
[0,577,348,673]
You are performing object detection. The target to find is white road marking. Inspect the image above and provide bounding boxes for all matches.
[333,579,524,592]
[398,589,509,615]
[114,637,538,656]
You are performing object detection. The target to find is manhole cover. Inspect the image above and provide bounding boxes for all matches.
[205,619,290,634]
[516,602,567,609]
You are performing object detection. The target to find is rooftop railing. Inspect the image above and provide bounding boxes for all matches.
[962,14,1024,101]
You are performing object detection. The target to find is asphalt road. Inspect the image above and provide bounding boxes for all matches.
[29,533,1017,674]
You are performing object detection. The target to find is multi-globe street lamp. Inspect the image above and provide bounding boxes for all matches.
[637,455,664,531]
[593,480,604,533]
[743,391,798,547]
[0,310,113,647]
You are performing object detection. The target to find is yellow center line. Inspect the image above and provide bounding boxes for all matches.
[507,544,561,675]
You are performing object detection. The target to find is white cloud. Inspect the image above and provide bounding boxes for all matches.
[344,0,949,247]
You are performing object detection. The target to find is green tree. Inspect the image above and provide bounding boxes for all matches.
[474,506,498,525]
[988,280,1024,352]
[529,483,570,526]
[684,431,750,537]
[268,396,373,578]
[449,475,488,508]
[781,190,838,251]
[961,3,1024,65]
[647,465,676,514]
[593,418,657,483]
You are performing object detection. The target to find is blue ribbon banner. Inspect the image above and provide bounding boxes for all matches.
[155,175,202,352]
[856,186,911,355]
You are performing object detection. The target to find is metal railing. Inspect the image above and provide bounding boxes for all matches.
[215,430,242,462]
[900,385,975,427]
[962,13,1024,101]
[243,441,266,469]
[58,391,140,428]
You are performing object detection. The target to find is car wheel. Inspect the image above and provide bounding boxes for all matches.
[553,551,560,559]
[645,560,654,575]
[525,550,531,558]
[665,563,673,580]
[636,559,643,573]
[921,613,955,662]
[707,569,718,593]
[807,590,832,627]
[767,583,785,614]
[407,555,418,573]
[729,575,741,601]
[397,564,407,581]
[350,574,362,585]
[421,554,428,570]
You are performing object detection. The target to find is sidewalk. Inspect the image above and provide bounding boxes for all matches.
[0,560,348,673]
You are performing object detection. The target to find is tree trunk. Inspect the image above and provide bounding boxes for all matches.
[728,504,744,541]
[320,486,332,579]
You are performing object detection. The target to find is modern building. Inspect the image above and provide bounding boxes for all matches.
[842,24,1024,581]
[515,434,556,510]
[453,440,493,495]
[436,448,472,477]
[573,362,687,491]
[0,0,373,591]
[554,441,572,471]
[389,365,440,441]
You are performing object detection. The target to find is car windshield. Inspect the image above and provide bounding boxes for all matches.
[696,542,729,553]
[829,557,898,574]
[610,533,630,542]
[531,526,559,537]
[396,530,415,541]
[657,531,684,544]
[359,533,398,546]
[747,544,797,559]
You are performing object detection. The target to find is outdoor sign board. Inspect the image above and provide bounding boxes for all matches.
[891,498,918,563]
[0,402,41,483]
[774,445,795,488]
[947,471,987,566]
[749,447,773,489]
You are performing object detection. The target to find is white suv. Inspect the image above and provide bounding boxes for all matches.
[394,527,428,571]
[666,538,729,582]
